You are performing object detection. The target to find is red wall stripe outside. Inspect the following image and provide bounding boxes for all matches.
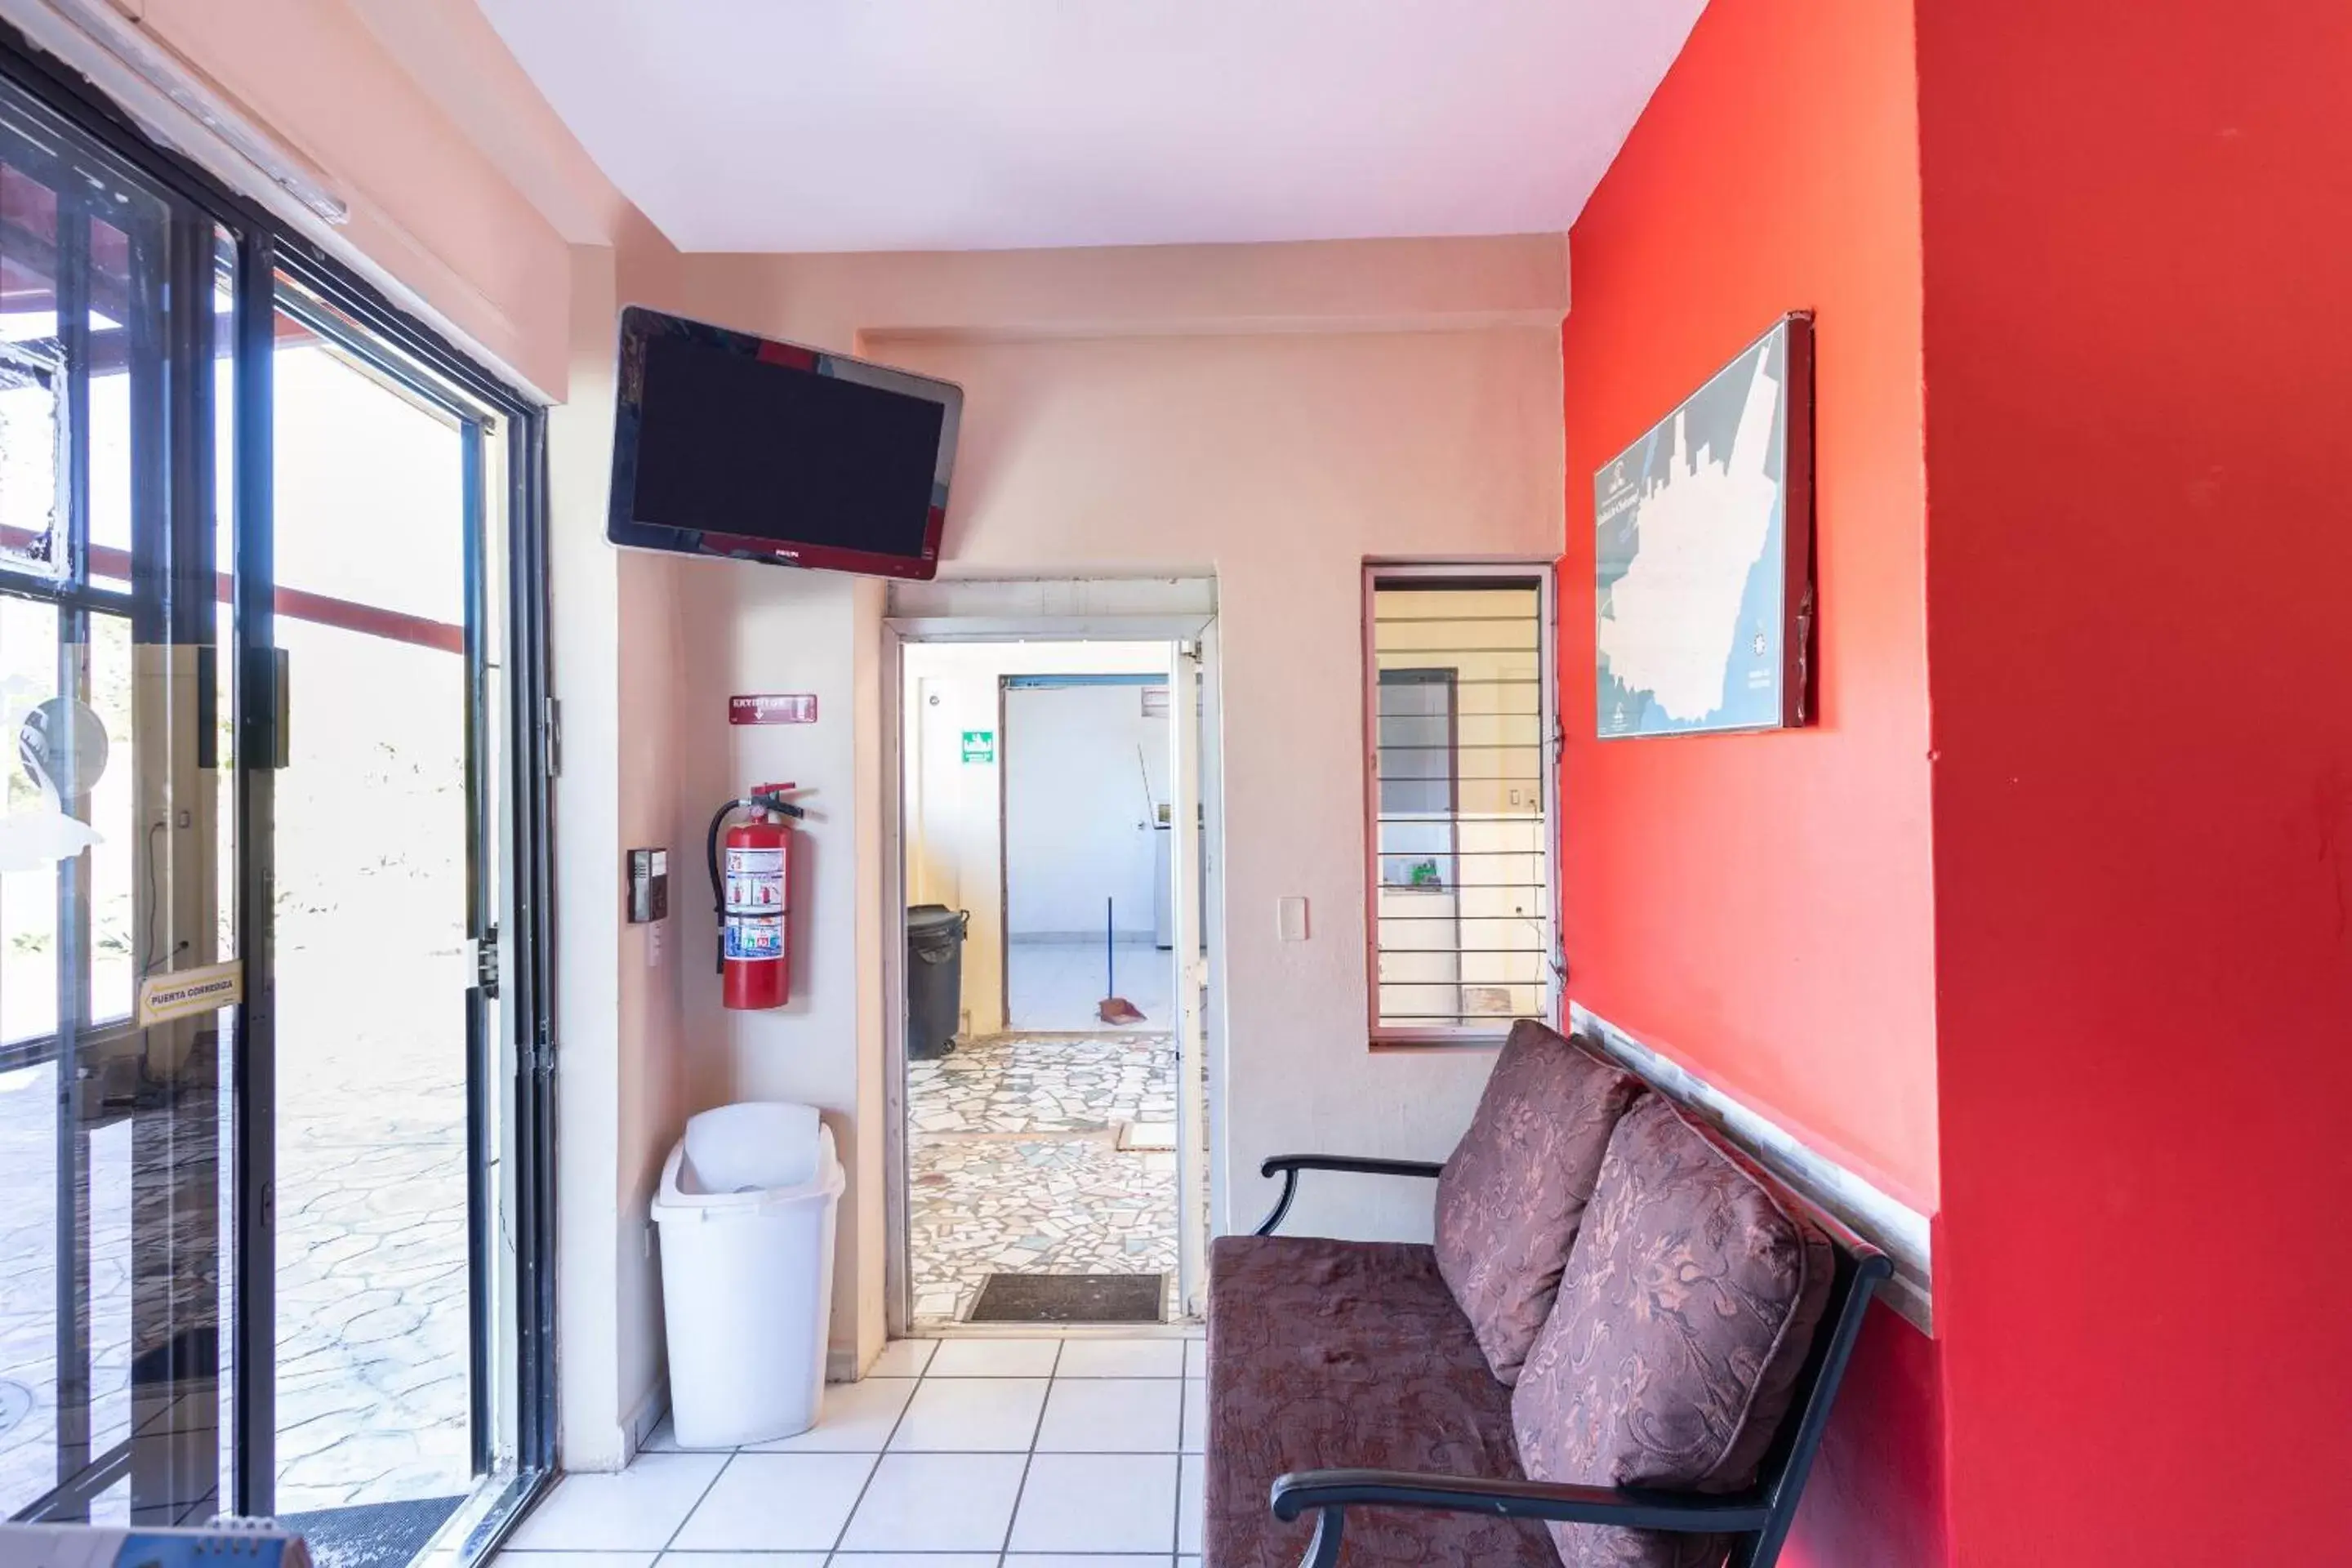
[2,531,462,654]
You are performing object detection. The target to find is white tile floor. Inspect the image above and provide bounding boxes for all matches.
[1005,939,1175,1032]
[497,1337,1205,1568]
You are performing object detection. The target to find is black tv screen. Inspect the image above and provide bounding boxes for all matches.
[607,306,961,580]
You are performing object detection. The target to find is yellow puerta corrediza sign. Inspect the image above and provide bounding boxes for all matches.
[137,960,244,1027]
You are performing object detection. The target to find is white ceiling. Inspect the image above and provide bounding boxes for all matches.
[473,0,1706,254]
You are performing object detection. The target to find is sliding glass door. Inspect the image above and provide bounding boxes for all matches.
[259,277,508,1560]
[0,43,555,1563]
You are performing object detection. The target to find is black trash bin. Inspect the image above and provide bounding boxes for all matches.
[905,905,969,1061]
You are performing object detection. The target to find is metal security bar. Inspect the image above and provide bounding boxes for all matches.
[1363,567,1556,1044]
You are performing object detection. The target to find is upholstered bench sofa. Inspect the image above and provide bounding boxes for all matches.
[1205,1021,1888,1568]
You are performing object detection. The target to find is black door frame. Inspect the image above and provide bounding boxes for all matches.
[0,17,561,1540]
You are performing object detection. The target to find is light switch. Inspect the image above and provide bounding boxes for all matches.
[626,847,669,923]
[1277,896,1310,942]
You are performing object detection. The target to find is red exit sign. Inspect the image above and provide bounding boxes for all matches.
[729,693,818,725]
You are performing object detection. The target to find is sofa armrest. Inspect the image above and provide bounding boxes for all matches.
[1269,1468,1772,1568]
[1253,1155,1445,1236]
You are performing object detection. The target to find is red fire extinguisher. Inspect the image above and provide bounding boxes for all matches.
[707,783,805,1010]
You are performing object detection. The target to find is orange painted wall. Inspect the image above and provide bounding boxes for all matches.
[1917,2,2352,1561]
[1558,0,1937,1213]
[1556,1,1945,1561]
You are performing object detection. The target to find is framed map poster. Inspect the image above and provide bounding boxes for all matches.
[1595,313,1814,738]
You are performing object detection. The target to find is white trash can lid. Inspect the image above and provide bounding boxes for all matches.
[683,1101,822,1193]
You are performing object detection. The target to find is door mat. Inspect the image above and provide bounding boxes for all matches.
[968,1272,1165,1324]
[278,1495,466,1568]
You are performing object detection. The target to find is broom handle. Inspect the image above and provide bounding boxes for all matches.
[1106,896,1116,995]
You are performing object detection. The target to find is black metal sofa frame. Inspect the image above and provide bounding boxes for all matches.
[1245,1144,1892,1568]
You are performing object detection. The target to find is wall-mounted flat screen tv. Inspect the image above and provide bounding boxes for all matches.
[607,305,961,581]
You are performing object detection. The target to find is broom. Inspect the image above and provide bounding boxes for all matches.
[1098,895,1145,1024]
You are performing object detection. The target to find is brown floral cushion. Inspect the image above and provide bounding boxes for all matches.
[1434,1021,1646,1384]
[1510,1096,1833,1568]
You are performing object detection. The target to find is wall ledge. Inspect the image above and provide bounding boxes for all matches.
[1570,1004,1935,1335]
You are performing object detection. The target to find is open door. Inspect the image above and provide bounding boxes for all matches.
[1167,638,1208,1316]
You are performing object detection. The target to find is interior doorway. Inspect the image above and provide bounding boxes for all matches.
[893,631,1214,1331]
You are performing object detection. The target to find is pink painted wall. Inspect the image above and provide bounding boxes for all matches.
[549,228,695,1466]
[679,234,1570,347]
[664,239,1570,1365]
[131,0,581,392]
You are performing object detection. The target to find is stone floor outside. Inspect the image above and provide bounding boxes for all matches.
[907,1031,1182,1326]
[270,964,473,1517]
[0,947,472,1523]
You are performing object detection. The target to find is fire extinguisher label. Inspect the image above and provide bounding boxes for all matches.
[723,846,786,915]
[726,914,786,960]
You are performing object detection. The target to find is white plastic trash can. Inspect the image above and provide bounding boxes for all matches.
[653,1103,845,1447]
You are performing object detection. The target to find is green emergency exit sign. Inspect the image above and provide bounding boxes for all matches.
[960,729,996,764]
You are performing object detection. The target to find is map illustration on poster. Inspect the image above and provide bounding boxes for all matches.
[1595,314,1813,738]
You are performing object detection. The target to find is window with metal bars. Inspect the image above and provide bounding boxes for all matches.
[1365,566,1555,1044]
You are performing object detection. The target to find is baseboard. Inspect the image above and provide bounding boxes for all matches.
[559,1422,633,1474]
[622,1378,669,1460]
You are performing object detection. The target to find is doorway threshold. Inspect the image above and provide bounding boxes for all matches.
[277,1495,465,1568]
[908,1031,1181,1328]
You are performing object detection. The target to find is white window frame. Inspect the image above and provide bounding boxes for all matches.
[1361,561,1560,1047]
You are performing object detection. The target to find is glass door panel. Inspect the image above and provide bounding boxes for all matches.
[265,280,495,1557]
[0,74,237,1527]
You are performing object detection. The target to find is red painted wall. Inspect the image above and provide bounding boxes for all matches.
[1917,3,2352,1562]
[1557,0,1939,1216]
[1556,2,1947,1561]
